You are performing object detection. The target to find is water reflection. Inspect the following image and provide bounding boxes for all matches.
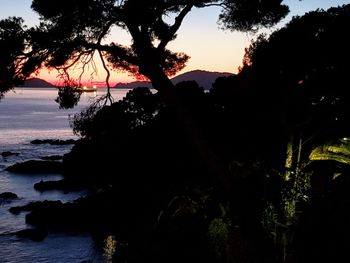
[0,88,130,262]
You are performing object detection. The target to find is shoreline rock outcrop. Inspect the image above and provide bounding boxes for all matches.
[6,160,63,174]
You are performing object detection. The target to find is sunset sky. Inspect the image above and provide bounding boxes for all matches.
[1,0,349,85]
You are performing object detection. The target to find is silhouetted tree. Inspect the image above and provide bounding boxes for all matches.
[0,17,27,99]
[236,4,350,177]
[237,5,350,261]
[0,3,289,261]
[55,85,82,109]
[0,1,291,202]
[0,0,289,95]
[0,0,287,194]
[242,4,350,134]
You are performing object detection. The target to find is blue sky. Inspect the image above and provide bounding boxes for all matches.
[1,0,349,83]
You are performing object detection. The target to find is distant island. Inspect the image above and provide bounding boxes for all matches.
[18,78,55,88]
[18,70,233,90]
[114,70,233,90]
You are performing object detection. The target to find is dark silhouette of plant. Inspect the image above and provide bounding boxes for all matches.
[1,1,289,95]
[0,1,291,205]
[55,86,82,109]
[0,1,297,262]
[3,1,287,197]
[239,4,350,184]
[70,87,161,139]
[0,0,290,194]
[0,17,27,100]
[242,4,350,130]
[236,5,350,262]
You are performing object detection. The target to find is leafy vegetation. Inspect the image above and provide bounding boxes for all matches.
[0,0,289,98]
[1,1,350,262]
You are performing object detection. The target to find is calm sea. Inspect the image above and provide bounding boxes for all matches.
[0,87,129,263]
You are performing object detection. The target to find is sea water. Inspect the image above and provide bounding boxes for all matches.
[0,88,128,263]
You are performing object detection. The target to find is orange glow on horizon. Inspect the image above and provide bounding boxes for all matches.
[36,69,135,87]
[36,68,137,87]
[34,51,141,87]
[36,64,236,87]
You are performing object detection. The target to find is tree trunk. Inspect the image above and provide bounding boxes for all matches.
[144,66,231,196]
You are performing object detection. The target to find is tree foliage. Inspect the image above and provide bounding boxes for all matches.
[1,0,288,97]
[0,17,27,98]
[243,4,350,100]
[237,6,350,261]
[241,4,350,140]
[70,87,161,138]
[55,86,82,109]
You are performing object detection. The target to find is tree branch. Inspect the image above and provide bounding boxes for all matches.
[97,20,115,44]
[54,50,95,85]
[157,4,193,52]
[98,49,113,105]
[82,41,138,66]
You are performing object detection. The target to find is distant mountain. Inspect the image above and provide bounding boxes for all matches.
[172,70,233,89]
[114,70,233,90]
[114,81,152,90]
[19,78,55,88]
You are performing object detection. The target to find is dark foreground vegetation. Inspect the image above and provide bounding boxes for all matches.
[1,1,350,262]
[63,6,349,262]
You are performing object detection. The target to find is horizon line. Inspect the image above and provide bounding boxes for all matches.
[30,68,235,87]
